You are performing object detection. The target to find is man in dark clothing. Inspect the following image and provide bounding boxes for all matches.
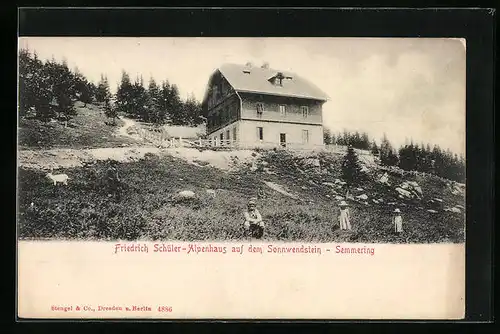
[106,160,121,200]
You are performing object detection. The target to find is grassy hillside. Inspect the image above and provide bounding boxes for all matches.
[18,102,139,149]
[17,149,465,243]
[17,102,465,243]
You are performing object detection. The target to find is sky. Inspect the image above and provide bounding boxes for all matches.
[18,37,466,155]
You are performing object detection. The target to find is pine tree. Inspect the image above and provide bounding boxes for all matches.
[104,98,117,125]
[47,58,77,121]
[370,140,379,156]
[184,93,203,126]
[33,55,55,120]
[323,127,332,145]
[361,132,370,150]
[342,129,350,146]
[96,74,111,104]
[342,145,363,186]
[131,76,148,121]
[380,133,397,166]
[387,149,399,166]
[116,70,134,116]
[146,77,162,124]
[167,84,183,125]
[431,145,443,176]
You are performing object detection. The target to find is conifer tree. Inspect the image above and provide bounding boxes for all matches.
[131,76,147,121]
[184,93,203,126]
[146,77,162,124]
[167,84,183,125]
[361,132,370,150]
[380,133,397,166]
[116,70,134,116]
[323,127,332,145]
[370,140,379,156]
[96,74,112,104]
[104,99,118,125]
[342,145,363,186]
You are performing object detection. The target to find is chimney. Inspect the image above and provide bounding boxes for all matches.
[243,62,252,74]
[261,62,269,69]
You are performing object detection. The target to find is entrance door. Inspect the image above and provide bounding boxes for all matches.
[280,133,286,147]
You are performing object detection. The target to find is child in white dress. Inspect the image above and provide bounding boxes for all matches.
[338,201,351,230]
[393,208,403,233]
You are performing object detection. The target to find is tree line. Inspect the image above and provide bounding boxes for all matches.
[19,48,97,121]
[114,71,204,126]
[324,128,465,183]
[18,48,204,126]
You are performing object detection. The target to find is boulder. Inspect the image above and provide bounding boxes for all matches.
[449,182,465,195]
[395,187,413,198]
[399,181,423,199]
[178,190,195,198]
[334,179,346,185]
[379,172,389,184]
[322,182,336,187]
[206,189,216,197]
[427,209,438,213]
[335,196,344,200]
[304,158,321,168]
[355,187,364,192]
[356,194,368,200]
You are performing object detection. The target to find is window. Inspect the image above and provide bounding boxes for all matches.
[279,105,286,116]
[256,102,264,115]
[226,130,230,142]
[257,127,264,141]
[302,130,310,144]
[233,127,237,141]
[301,106,310,118]
[280,133,286,147]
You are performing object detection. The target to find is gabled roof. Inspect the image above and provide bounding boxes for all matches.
[216,63,330,101]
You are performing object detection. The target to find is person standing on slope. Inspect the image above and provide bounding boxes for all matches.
[338,200,351,231]
[393,208,403,234]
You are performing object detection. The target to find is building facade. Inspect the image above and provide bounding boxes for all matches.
[202,63,329,148]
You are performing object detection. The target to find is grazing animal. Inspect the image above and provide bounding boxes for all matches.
[46,172,70,186]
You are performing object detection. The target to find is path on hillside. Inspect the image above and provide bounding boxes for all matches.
[18,145,261,171]
[116,116,142,141]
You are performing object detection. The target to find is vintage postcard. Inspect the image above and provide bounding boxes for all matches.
[17,37,466,319]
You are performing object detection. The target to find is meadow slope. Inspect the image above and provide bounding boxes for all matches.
[18,149,465,243]
[17,104,465,243]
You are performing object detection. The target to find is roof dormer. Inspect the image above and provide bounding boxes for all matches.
[269,71,293,87]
